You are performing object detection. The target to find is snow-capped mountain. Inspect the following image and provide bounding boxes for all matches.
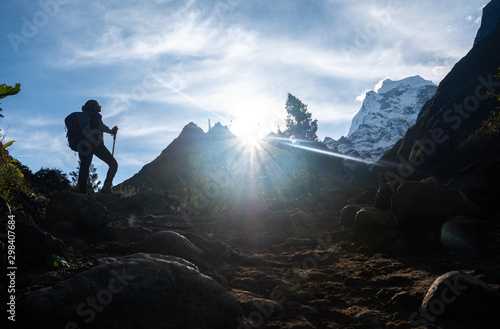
[325,75,437,163]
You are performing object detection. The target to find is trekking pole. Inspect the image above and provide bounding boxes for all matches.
[112,133,116,158]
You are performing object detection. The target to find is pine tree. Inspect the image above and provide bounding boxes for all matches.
[283,93,318,141]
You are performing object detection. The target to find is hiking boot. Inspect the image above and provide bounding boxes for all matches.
[101,182,114,194]
[101,186,113,194]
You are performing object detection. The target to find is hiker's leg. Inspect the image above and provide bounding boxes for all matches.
[78,153,93,194]
[93,143,118,189]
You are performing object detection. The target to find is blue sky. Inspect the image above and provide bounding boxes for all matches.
[0,0,487,185]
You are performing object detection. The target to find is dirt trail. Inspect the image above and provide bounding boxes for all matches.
[182,209,500,329]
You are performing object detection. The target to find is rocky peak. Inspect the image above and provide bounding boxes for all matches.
[375,75,435,95]
[207,122,236,139]
[325,76,437,164]
[178,122,206,140]
[347,75,435,137]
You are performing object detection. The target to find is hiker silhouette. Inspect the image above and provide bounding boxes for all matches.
[78,100,118,194]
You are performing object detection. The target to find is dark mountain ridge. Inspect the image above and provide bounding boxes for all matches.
[378,1,500,207]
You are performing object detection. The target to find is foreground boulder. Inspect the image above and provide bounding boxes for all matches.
[19,253,241,329]
[391,180,475,237]
[410,271,500,328]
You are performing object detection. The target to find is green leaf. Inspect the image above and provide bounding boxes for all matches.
[0,83,21,99]
[3,140,15,148]
[46,254,70,268]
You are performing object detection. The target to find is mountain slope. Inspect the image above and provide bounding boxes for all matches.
[325,76,437,163]
[118,122,211,190]
[118,121,347,206]
[378,0,500,207]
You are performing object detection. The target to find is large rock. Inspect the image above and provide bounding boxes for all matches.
[340,205,364,228]
[374,182,400,211]
[19,253,241,329]
[410,271,500,328]
[134,231,204,263]
[45,191,108,229]
[354,207,396,234]
[391,180,475,237]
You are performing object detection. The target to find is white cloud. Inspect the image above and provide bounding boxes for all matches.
[23,117,61,127]
[118,121,181,139]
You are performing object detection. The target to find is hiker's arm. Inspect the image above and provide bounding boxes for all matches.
[99,121,117,135]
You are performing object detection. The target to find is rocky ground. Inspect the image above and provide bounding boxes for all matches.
[10,180,500,329]
[125,212,500,329]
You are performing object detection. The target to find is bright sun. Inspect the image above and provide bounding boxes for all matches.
[231,104,276,147]
[241,135,260,147]
[233,121,265,147]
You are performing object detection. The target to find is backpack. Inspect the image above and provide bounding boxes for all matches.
[65,112,89,152]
